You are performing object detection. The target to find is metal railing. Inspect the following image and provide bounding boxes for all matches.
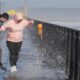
[33,20,80,80]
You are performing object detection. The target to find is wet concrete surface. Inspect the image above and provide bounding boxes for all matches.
[0,24,67,80]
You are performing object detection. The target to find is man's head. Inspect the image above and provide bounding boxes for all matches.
[13,12,24,23]
[1,13,9,22]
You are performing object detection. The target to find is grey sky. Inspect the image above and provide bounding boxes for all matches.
[27,0,80,8]
[1,0,25,10]
[0,0,80,11]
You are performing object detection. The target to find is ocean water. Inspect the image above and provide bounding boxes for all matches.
[27,8,80,22]
[27,8,80,30]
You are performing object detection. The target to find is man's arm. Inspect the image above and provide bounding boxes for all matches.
[25,19,34,27]
[28,20,34,26]
[0,20,10,32]
[0,26,6,32]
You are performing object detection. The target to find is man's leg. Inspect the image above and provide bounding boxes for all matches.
[14,41,22,65]
[0,48,2,67]
[6,41,16,66]
[0,47,6,70]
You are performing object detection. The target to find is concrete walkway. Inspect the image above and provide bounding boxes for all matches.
[0,25,67,80]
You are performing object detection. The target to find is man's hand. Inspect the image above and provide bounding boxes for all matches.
[28,20,34,26]
[30,20,34,24]
[0,26,6,32]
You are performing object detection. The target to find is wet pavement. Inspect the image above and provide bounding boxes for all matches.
[0,25,67,80]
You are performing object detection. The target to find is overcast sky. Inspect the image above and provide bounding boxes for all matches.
[0,0,80,11]
[27,0,80,8]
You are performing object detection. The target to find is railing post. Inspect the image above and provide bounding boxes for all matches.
[65,28,71,76]
[69,30,76,80]
[74,31,80,80]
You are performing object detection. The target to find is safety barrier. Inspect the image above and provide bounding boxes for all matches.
[34,20,80,80]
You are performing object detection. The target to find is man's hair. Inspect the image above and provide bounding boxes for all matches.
[2,13,9,20]
[0,14,2,18]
